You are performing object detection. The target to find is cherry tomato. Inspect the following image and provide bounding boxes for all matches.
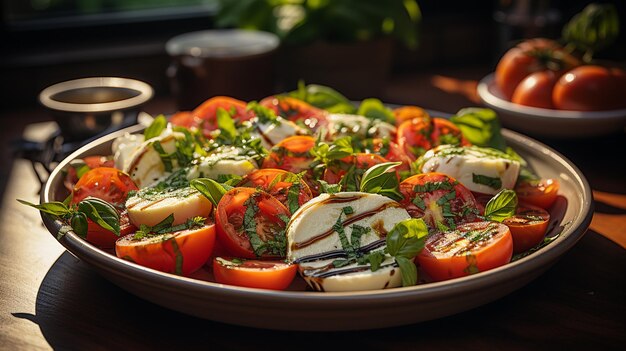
[63,156,115,191]
[169,111,195,129]
[399,173,479,229]
[393,105,430,126]
[213,257,297,290]
[262,135,316,174]
[397,118,469,160]
[71,167,138,206]
[553,65,626,111]
[365,138,412,173]
[495,38,578,100]
[417,221,513,281]
[237,168,313,213]
[174,96,253,135]
[215,188,290,259]
[512,70,558,109]
[85,209,136,249]
[260,96,328,130]
[503,203,550,254]
[515,178,559,209]
[322,153,388,187]
[116,222,216,276]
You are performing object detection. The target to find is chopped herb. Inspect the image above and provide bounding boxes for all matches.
[151,141,173,172]
[243,194,264,256]
[472,173,502,190]
[287,183,301,214]
[342,206,354,215]
[318,180,341,194]
[144,114,167,140]
[412,196,426,210]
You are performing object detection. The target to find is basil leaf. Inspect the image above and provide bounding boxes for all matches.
[396,256,418,287]
[144,114,168,140]
[287,183,301,214]
[563,3,619,60]
[318,180,341,194]
[17,199,71,217]
[70,212,88,238]
[151,214,175,233]
[286,82,356,114]
[216,107,237,140]
[386,218,429,259]
[357,98,394,124]
[326,136,353,160]
[77,198,120,235]
[360,162,403,201]
[484,189,518,222]
[247,101,279,125]
[472,173,502,190]
[190,178,227,207]
[450,108,506,151]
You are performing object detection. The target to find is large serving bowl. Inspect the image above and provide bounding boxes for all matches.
[477,73,626,138]
[41,124,593,331]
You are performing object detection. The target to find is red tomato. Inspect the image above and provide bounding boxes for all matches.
[553,65,626,111]
[503,203,550,254]
[237,168,313,213]
[515,178,559,209]
[399,173,479,229]
[213,257,297,290]
[393,106,430,126]
[512,70,559,109]
[71,167,138,206]
[169,111,195,129]
[495,38,578,100]
[262,135,316,174]
[366,138,412,173]
[85,209,136,249]
[174,96,254,135]
[323,153,388,186]
[116,222,216,276]
[260,96,328,130]
[215,188,290,259]
[417,221,513,281]
[63,156,115,191]
[397,118,469,160]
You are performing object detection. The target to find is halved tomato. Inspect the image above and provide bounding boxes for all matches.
[71,167,138,206]
[215,188,290,259]
[364,138,412,172]
[515,178,559,209]
[213,257,297,290]
[237,168,313,214]
[260,96,328,130]
[400,173,479,229]
[262,135,316,174]
[503,203,550,253]
[63,156,115,191]
[417,221,513,281]
[173,96,253,135]
[397,118,470,160]
[393,105,430,126]
[116,221,216,276]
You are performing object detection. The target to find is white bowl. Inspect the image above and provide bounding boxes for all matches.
[477,73,626,138]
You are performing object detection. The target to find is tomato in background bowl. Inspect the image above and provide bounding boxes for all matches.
[553,65,626,111]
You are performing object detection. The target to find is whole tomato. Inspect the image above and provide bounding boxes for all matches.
[495,38,579,100]
[553,65,626,111]
[511,70,559,109]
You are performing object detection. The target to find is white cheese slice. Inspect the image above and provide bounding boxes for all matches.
[298,256,402,292]
[126,187,212,227]
[254,117,307,149]
[327,114,396,139]
[185,146,258,180]
[113,133,145,171]
[124,131,186,188]
[420,145,520,195]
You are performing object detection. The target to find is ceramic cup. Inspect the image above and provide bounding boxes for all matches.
[39,77,153,141]
[166,29,279,110]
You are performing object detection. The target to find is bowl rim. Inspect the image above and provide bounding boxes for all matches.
[39,77,154,114]
[477,73,626,120]
[39,123,594,305]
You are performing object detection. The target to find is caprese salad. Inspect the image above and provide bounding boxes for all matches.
[22,84,561,292]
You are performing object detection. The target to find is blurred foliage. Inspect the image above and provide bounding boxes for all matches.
[215,0,421,48]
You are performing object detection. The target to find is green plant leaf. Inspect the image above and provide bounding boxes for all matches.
[17,199,71,217]
[360,161,403,200]
[190,178,228,207]
[386,218,429,259]
[450,108,506,151]
[357,98,395,124]
[395,256,418,287]
[77,197,120,235]
[484,189,518,222]
[144,114,168,140]
[70,212,88,238]
[217,107,238,140]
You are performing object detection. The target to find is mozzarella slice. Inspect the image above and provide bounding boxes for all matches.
[327,114,396,139]
[419,145,520,195]
[126,187,212,227]
[298,256,402,292]
[124,131,185,188]
[185,146,258,180]
[254,117,307,149]
[112,133,145,171]
[287,192,410,292]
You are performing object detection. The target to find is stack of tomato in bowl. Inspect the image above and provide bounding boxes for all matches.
[477,3,626,138]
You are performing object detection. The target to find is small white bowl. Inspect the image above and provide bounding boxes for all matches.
[477,73,626,138]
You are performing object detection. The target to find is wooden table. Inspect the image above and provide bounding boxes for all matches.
[1,73,625,350]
